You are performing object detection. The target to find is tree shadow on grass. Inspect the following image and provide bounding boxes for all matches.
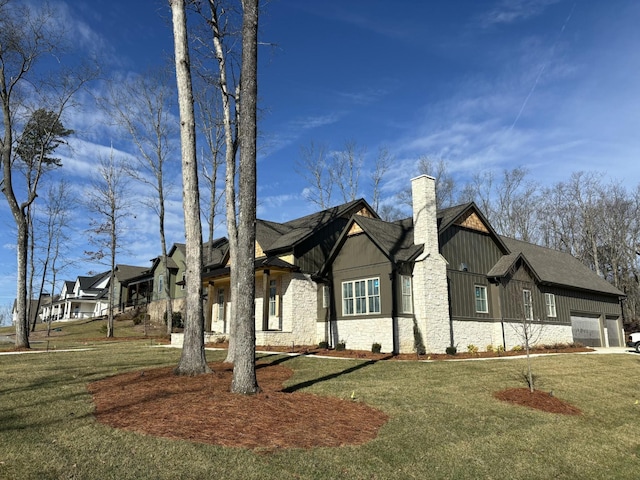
[281,358,383,393]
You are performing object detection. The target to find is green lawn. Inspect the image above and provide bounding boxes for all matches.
[0,338,639,479]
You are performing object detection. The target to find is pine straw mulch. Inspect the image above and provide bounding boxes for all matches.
[87,360,389,451]
[494,388,582,415]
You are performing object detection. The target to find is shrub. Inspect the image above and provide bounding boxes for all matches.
[163,311,184,330]
[336,340,346,351]
[445,346,457,355]
[99,324,108,335]
[486,344,495,352]
[511,345,523,352]
[496,345,505,354]
[132,315,145,326]
[371,342,382,354]
[467,344,479,355]
[318,341,329,349]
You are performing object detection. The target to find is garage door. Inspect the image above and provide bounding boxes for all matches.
[571,314,602,347]
[605,317,622,347]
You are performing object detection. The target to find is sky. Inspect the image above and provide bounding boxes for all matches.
[2,0,640,309]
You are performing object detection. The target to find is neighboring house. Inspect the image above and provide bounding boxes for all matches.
[169,174,625,354]
[56,272,111,320]
[113,264,153,311]
[11,298,42,326]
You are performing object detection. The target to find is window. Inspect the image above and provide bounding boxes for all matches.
[475,285,488,313]
[269,279,277,316]
[158,274,164,294]
[402,275,413,313]
[545,293,557,318]
[342,277,380,315]
[322,286,330,309]
[523,289,533,321]
[217,288,225,321]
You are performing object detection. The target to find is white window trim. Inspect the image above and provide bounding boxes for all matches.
[475,285,488,313]
[157,274,164,294]
[523,289,534,321]
[269,279,278,317]
[322,286,330,309]
[342,277,380,316]
[401,275,413,314]
[545,293,557,318]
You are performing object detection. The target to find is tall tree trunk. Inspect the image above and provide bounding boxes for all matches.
[15,221,31,348]
[231,0,260,394]
[171,0,211,375]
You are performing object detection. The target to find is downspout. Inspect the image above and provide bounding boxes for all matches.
[390,266,398,354]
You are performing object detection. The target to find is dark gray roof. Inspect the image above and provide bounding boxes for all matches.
[257,198,375,254]
[115,265,149,283]
[437,203,473,233]
[498,236,624,297]
[354,215,423,262]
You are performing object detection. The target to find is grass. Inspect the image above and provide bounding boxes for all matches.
[1,323,640,478]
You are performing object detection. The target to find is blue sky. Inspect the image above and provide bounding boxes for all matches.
[2,0,640,308]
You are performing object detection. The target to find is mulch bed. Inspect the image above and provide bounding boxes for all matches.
[87,361,389,450]
[493,388,582,415]
[206,343,595,362]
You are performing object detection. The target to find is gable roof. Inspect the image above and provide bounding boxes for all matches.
[352,215,423,263]
[497,236,624,297]
[115,264,150,284]
[437,202,509,254]
[257,198,377,254]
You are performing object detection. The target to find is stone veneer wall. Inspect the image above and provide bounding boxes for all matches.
[448,320,573,352]
[255,273,318,347]
[410,175,452,354]
[147,298,186,324]
[330,317,395,353]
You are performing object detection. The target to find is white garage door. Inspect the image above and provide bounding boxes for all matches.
[571,314,602,347]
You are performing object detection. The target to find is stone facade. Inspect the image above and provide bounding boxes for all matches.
[410,175,452,354]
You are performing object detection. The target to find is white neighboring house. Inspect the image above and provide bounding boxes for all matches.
[57,272,111,321]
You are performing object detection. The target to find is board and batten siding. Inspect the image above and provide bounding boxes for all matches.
[441,225,503,322]
[440,225,504,275]
[331,233,394,319]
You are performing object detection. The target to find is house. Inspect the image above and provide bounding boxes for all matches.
[55,272,110,320]
[170,175,624,353]
[147,238,230,323]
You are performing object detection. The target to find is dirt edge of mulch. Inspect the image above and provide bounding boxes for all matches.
[206,343,595,361]
[88,360,389,451]
[493,388,583,415]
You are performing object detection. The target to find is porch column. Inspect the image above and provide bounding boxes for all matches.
[205,281,214,331]
[262,270,270,331]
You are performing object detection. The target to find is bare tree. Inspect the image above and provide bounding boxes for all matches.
[231,0,260,394]
[39,180,74,336]
[296,141,332,209]
[84,152,132,338]
[194,84,225,262]
[397,156,457,210]
[0,1,95,348]
[101,69,178,335]
[170,0,211,375]
[192,0,242,365]
[370,146,391,212]
[331,140,364,203]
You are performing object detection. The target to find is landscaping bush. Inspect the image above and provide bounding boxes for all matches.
[318,341,329,349]
[163,311,184,330]
[336,340,346,351]
[445,345,457,355]
[467,344,479,355]
[371,342,382,354]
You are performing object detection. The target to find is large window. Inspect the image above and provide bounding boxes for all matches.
[545,293,557,318]
[402,275,413,313]
[475,285,488,313]
[523,289,534,321]
[322,286,330,309]
[342,277,380,315]
[157,274,164,294]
